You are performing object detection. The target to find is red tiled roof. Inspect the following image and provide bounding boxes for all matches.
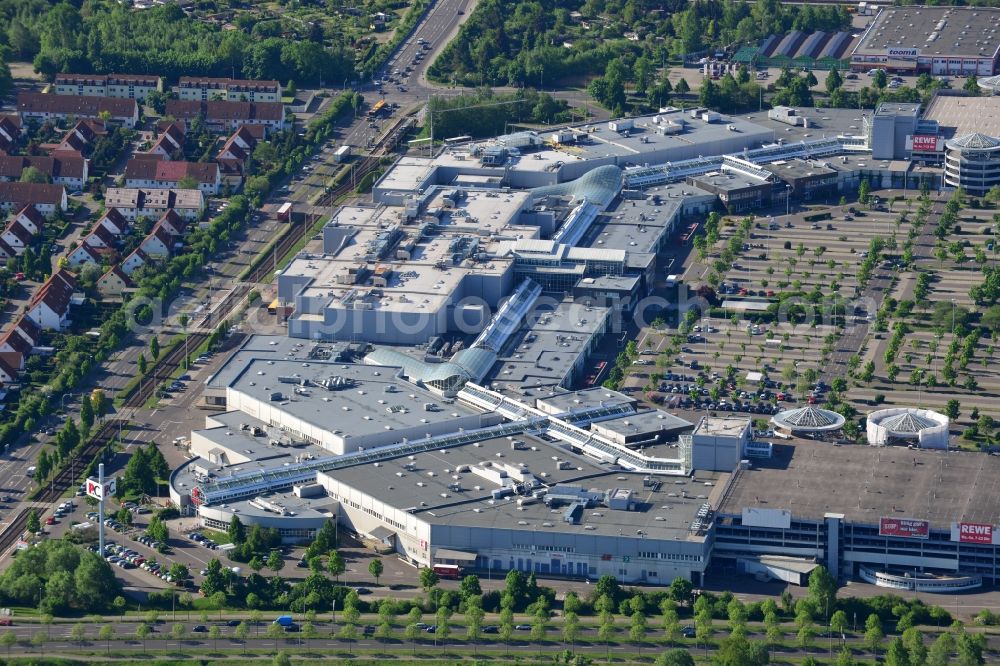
[0,351,21,380]
[30,268,77,317]
[126,158,217,184]
[16,315,41,345]
[99,208,129,233]
[17,93,138,120]
[165,100,283,123]
[16,205,45,230]
[3,219,34,245]
[0,182,65,206]
[0,155,85,181]
[0,326,32,355]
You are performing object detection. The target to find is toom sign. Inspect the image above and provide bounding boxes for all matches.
[879,517,929,539]
[911,135,939,152]
[887,47,919,58]
[954,522,995,544]
[85,477,116,500]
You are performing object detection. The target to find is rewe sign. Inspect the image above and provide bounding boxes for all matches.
[957,522,994,545]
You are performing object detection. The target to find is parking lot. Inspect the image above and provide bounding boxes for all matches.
[623,200,912,422]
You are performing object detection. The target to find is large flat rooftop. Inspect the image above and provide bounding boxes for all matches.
[718,440,1000,528]
[486,300,608,395]
[853,6,1000,59]
[319,432,726,539]
[923,96,1000,140]
[228,358,481,436]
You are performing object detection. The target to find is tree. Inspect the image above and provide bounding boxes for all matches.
[865,613,885,656]
[419,567,439,591]
[26,510,40,534]
[228,515,246,545]
[91,390,109,420]
[902,627,927,666]
[98,625,114,654]
[827,68,843,93]
[858,179,871,206]
[208,624,222,651]
[460,574,482,599]
[807,566,836,618]
[368,558,384,584]
[831,609,849,635]
[653,647,694,666]
[80,394,94,433]
[235,622,250,654]
[266,550,284,573]
[435,607,451,642]
[873,69,888,89]
[20,166,50,184]
[563,611,581,647]
[70,622,86,645]
[328,551,346,582]
[669,577,694,606]
[675,78,690,94]
[963,75,980,96]
[149,336,160,361]
[113,595,127,620]
[945,399,961,420]
[714,635,770,666]
[928,632,955,666]
[630,609,648,643]
[137,353,148,376]
[0,630,14,659]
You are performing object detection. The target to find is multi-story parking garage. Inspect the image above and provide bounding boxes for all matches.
[944,133,1000,195]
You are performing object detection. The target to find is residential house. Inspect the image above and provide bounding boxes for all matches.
[0,115,21,154]
[65,242,103,268]
[95,208,129,236]
[0,217,36,256]
[49,120,106,155]
[103,188,205,222]
[97,265,134,298]
[0,316,38,358]
[25,269,78,331]
[53,74,163,101]
[83,222,118,249]
[164,100,285,135]
[139,223,175,257]
[176,77,280,103]
[0,154,88,190]
[0,351,21,383]
[124,157,221,195]
[0,205,46,258]
[147,123,185,159]
[154,209,187,237]
[0,182,67,218]
[119,247,152,276]
[215,125,263,189]
[17,93,140,129]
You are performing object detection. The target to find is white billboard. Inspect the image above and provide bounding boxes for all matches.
[85,477,116,500]
[742,507,792,529]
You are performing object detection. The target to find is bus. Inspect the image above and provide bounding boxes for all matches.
[276,202,293,222]
[432,564,462,579]
[368,99,387,117]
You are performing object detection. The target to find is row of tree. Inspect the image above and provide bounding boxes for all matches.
[4,4,353,86]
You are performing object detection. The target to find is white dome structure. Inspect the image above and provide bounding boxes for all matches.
[866,408,949,449]
[978,74,1000,95]
[771,406,846,433]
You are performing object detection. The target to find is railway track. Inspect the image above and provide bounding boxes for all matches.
[245,115,414,284]
[0,420,122,555]
[120,333,209,409]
